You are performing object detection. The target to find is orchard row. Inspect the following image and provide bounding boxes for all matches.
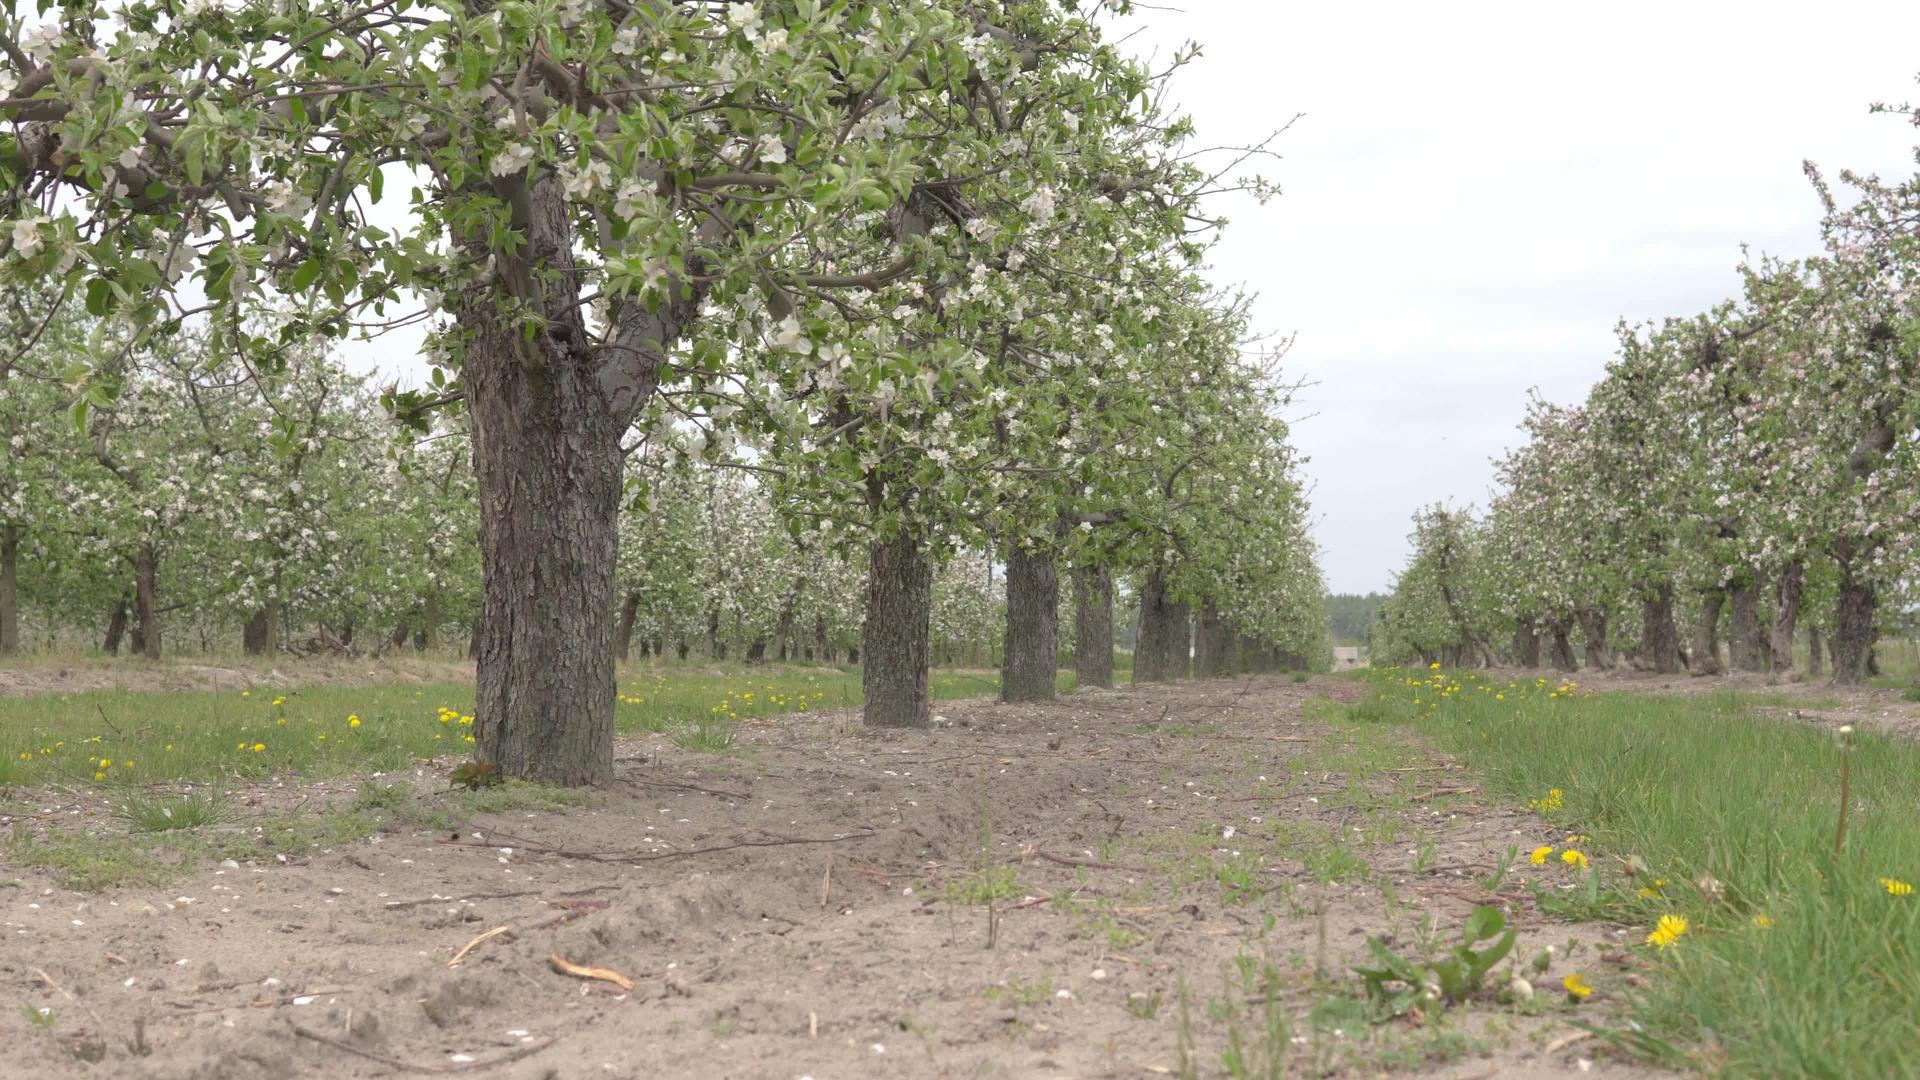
[0,2,1327,780]
[1376,98,1920,683]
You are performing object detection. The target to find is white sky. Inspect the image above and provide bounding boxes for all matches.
[1110,1,1920,593]
[337,1,1920,595]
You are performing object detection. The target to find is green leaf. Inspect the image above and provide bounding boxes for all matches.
[289,259,325,292]
[1461,905,1505,944]
[84,278,114,317]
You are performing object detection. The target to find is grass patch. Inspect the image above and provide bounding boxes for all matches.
[1358,666,1920,1075]
[0,663,1022,787]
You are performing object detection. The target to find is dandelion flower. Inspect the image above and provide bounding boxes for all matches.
[1530,846,1555,866]
[1562,973,1593,1001]
[348,715,361,728]
[1561,849,1590,871]
[1751,914,1774,929]
[93,771,106,781]
[1646,914,1689,950]
[1637,878,1668,899]
[1880,877,1914,897]
[251,742,266,753]
[1430,662,1441,670]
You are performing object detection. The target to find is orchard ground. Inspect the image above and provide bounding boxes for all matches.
[2,662,1916,1077]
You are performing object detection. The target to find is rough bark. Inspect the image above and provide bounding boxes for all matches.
[1575,609,1614,670]
[1808,627,1825,677]
[1511,617,1540,668]
[1134,570,1176,683]
[1728,576,1766,672]
[1194,602,1233,677]
[1135,570,1190,683]
[1640,585,1683,675]
[863,532,932,727]
[1830,568,1876,685]
[463,290,624,788]
[133,542,160,661]
[615,590,642,661]
[1166,600,1192,679]
[1001,546,1059,703]
[1547,618,1578,673]
[103,588,130,655]
[1769,560,1804,674]
[243,608,269,655]
[466,617,481,661]
[776,598,796,662]
[1690,589,1725,676]
[420,590,440,653]
[0,523,18,656]
[1072,564,1115,690]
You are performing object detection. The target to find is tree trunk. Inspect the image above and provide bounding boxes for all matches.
[1511,617,1540,668]
[1194,602,1232,677]
[1829,560,1876,686]
[1808,627,1825,677]
[0,523,18,656]
[1770,560,1804,674]
[1001,546,1059,703]
[243,608,269,655]
[133,542,160,661]
[1135,569,1178,683]
[1690,589,1724,676]
[1575,609,1613,670]
[615,590,642,661]
[1641,585,1682,675]
[863,532,932,727]
[1547,618,1577,672]
[1728,576,1766,672]
[746,638,767,663]
[103,587,131,655]
[466,617,481,660]
[420,590,441,653]
[464,298,624,787]
[776,598,796,663]
[815,614,830,666]
[1072,564,1115,690]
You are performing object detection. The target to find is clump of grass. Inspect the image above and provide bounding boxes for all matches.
[113,791,229,832]
[671,714,738,754]
[944,864,1023,905]
[350,780,414,810]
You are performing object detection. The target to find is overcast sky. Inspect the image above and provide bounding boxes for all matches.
[1111,1,1920,593]
[337,3,1920,596]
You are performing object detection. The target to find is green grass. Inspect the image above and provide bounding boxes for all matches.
[1357,666,1920,1077]
[0,662,1034,787]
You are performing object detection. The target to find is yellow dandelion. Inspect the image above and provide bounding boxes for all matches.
[1562,973,1593,1001]
[93,771,106,781]
[1880,877,1914,897]
[1646,914,1689,950]
[1530,845,1555,866]
[241,690,251,698]
[1751,914,1774,929]
[1637,878,1668,899]
[251,742,266,753]
[1561,849,1590,871]
[348,715,361,728]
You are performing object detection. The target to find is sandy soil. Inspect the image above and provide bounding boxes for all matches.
[1,676,1669,1079]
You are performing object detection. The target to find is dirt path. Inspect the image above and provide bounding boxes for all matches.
[2,676,1666,1078]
